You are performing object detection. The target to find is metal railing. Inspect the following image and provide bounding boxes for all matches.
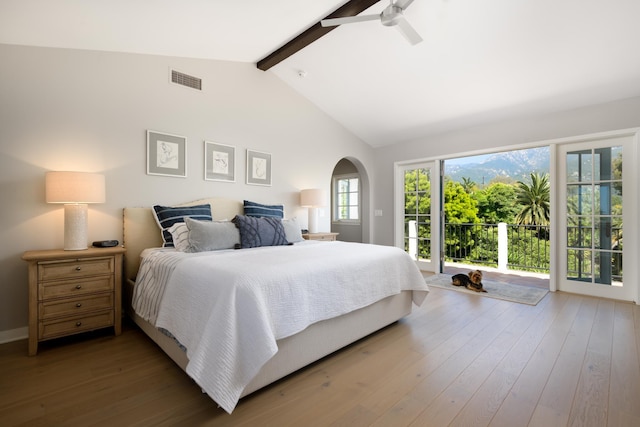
[444,222,550,273]
[408,221,622,276]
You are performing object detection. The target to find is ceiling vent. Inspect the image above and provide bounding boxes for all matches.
[170,69,202,91]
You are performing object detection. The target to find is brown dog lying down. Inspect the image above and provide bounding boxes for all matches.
[451,270,487,293]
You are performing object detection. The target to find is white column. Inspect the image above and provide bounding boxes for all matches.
[498,222,508,271]
[409,220,417,260]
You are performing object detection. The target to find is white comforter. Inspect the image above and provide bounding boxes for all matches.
[133,241,428,413]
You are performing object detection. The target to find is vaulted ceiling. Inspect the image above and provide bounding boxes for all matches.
[2,0,640,147]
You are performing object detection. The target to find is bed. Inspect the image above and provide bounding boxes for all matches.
[123,197,429,413]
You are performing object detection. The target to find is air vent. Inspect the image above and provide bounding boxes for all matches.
[170,69,202,91]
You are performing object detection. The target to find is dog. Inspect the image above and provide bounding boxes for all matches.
[451,270,487,293]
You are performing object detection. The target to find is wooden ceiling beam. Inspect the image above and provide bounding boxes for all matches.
[257,0,380,71]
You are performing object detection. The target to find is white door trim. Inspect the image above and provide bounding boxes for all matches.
[554,130,638,302]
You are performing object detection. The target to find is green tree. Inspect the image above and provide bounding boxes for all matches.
[461,177,476,194]
[404,169,431,216]
[404,169,432,259]
[444,181,479,224]
[475,182,519,224]
[443,181,478,262]
[488,175,517,186]
[515,172,550,226]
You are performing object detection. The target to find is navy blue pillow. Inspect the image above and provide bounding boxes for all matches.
[243,200,284,219]
[153,204,212,247]
[232,215,288,248]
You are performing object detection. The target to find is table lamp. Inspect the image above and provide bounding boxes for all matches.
[300,188,325,234]
[45,171,106,250]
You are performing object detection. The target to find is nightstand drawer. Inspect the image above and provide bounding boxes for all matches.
[40,294,114,319]
[314,234,333,241]
[302,232,339,241]
[39,277,113,300]
[40,311,114,339]
[38,257,113,281]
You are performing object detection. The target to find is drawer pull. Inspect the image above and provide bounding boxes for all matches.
[75,285,82,290]
[75,266,82,271]
[76,303,82,308]
[75,321,82,327]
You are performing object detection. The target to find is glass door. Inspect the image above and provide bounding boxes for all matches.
[396,161,441,272]
[557,135,637,301]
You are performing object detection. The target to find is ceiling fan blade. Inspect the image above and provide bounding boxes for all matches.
[394,0,416,10]
[395,17,423,45]
[321,14,379,27]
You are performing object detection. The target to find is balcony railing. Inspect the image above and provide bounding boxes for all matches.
[444,223,550,273]
[407,221,622,280]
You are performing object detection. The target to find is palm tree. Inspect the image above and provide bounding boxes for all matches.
[461,177,476,194]
[515,172,550,227]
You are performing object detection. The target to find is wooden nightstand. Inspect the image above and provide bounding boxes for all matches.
[302,232,339,241]
[22,246,126,355]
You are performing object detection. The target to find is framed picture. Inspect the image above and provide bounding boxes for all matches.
[146,130,187,177]
[204,141,235,182]
[246,149,272,186]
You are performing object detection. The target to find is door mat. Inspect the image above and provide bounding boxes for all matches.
[425,274,548,306]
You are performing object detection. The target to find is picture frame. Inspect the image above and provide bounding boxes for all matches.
[146,130,187,177]
[246,149,272,186]
[204,141,235,182]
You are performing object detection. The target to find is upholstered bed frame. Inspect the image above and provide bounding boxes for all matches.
[122,198,413,400]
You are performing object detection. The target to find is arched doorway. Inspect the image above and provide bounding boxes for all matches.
[331,158,370,243]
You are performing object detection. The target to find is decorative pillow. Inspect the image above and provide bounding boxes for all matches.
[232,215,289,248]
[185,218,240,252]
[152,204,212,247]
[243,200,284,219]
[282,218,304,243]
[168,222,190,252]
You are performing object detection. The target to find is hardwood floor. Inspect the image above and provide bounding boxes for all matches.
[1,287,639,426]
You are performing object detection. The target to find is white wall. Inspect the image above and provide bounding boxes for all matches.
[0,44,373,336]
[371,96,640,246]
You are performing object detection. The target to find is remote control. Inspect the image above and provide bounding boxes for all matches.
[92,240,119,247]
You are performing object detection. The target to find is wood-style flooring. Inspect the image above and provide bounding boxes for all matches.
[1,286,639,426]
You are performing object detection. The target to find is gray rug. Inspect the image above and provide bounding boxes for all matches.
[424,274,548,306]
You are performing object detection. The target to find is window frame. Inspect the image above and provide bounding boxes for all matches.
[332,173,361,225]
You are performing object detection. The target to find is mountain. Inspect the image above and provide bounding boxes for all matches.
[445,147,550,186]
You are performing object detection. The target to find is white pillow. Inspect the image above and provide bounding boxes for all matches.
[282,218,304,243]
[185,218,240,252]
[168,222,190,252]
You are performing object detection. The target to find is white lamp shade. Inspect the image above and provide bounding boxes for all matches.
[46,171,105,204]
[45,171,105,250]
[300,188,325,207]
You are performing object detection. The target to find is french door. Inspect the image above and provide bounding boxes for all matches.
[396,161,441,272]
[557,134,637,301]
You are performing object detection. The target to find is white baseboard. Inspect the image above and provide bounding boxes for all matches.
[0,327,28,344]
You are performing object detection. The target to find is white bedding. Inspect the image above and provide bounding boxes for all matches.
[132,240,428,413]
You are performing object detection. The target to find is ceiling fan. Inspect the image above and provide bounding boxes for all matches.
[321,0,423,45]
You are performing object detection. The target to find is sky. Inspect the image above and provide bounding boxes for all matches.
[446,153,491,165]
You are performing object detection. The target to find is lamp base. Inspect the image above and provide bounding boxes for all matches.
[64,204,88,250]
[308,207,319,234]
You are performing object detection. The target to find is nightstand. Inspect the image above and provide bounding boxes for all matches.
[22,246,126,355]
[302,232,339,241]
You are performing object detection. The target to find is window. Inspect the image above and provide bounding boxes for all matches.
[333,174,360,223]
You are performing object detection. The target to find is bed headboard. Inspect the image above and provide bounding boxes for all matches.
[122,198,243,281]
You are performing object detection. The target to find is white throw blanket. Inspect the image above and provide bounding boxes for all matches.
[133,241,428,413]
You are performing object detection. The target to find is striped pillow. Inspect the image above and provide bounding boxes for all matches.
[167,222,190,252]
[152,204,212,247]
[243,200,284,219]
